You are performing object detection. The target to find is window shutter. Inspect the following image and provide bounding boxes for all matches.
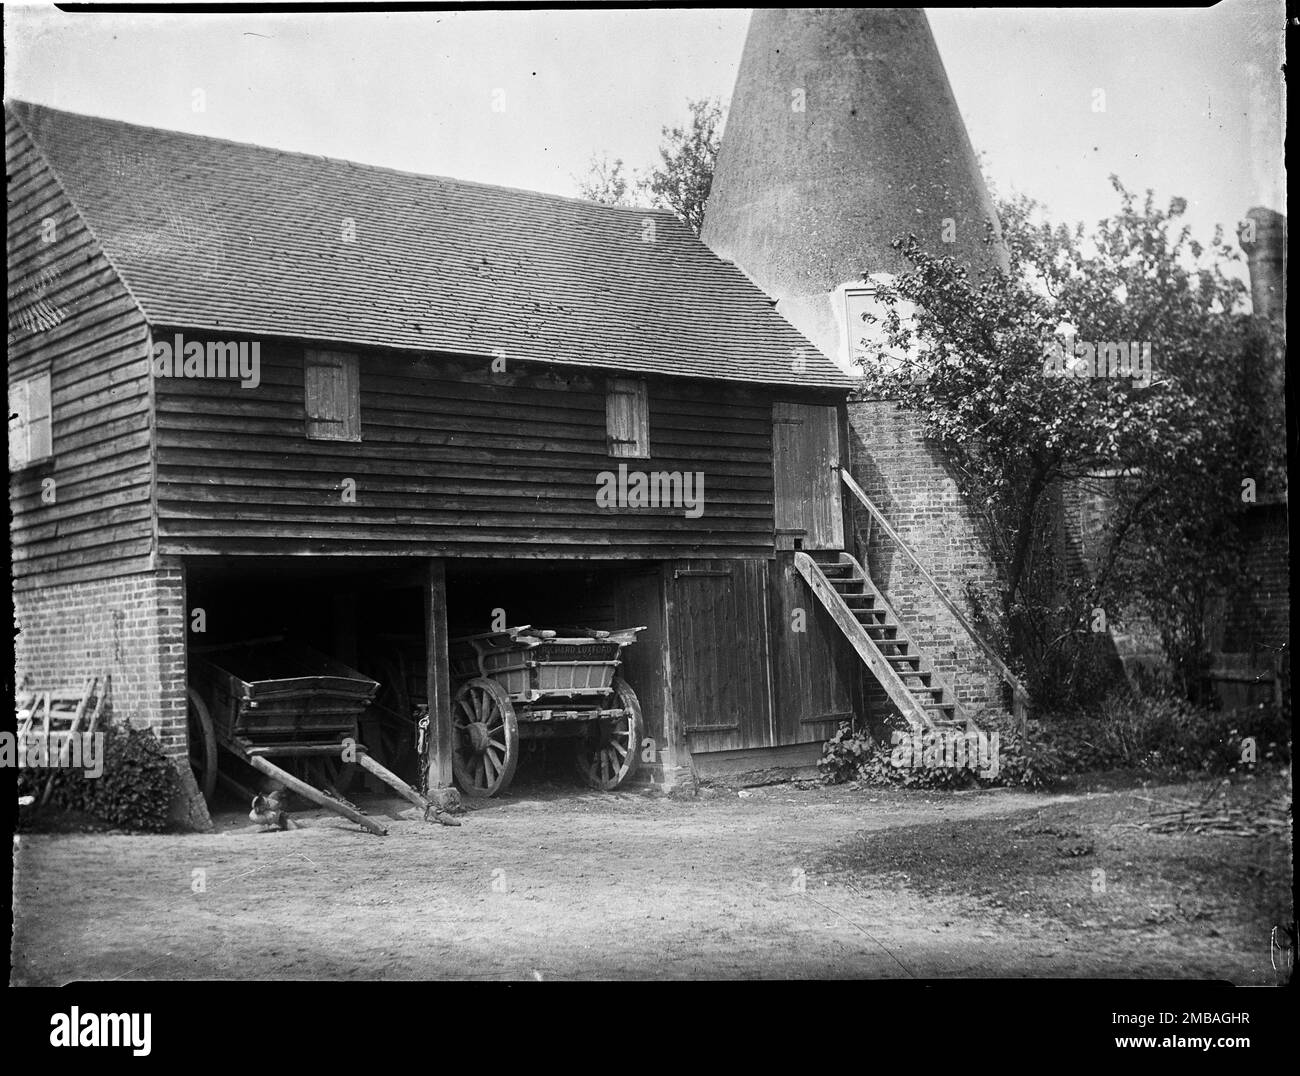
[8,372,53,470]
[9,379,28,471]
[606,378,649,458]
[305,350,361,441]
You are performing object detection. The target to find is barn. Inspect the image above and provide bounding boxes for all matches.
[10,100,974,825]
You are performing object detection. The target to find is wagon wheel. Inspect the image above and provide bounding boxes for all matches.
[365,658,417,779]
[575,678,642,791]
[304,748,358,797]
[187,687,218,806]
[452,678,519,798]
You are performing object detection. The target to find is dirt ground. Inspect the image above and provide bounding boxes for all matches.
[11,770,1292,982]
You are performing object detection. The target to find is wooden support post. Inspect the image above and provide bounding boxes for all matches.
[425,559,454,791]
[247,754,387,836]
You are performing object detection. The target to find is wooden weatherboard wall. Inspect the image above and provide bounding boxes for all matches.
[7,113,155,589]
[152,337,844,560]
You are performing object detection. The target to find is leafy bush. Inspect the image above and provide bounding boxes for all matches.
[819,722,875,784]
[1033,693,1290,774]
[820,720,1023,790]
[819,694,1290,793]
[23,720,180,831]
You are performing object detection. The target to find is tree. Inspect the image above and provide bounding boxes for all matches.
[856,178,1260,705]
[574,97,724,235]
[640,97,723,236]
[574,152,637,207]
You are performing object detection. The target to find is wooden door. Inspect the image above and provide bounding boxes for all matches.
[768,556,856,745]
[668,560,774,753]
[773,403,843,550]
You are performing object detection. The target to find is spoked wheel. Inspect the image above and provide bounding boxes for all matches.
[366,659,417,780]
[303,746,358,798]
[575,678,642,791]
[452,678,519,798]
[187,687,218,807]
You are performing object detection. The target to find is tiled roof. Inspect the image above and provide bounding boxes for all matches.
[9,101,850,390]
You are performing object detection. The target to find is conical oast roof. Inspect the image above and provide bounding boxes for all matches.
[703,8,1006,365]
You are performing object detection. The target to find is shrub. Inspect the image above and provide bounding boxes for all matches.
[819,719,1046,790]
[819,694,1290,793]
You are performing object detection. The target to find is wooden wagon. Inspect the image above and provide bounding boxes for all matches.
[186,636,448,835]
[449,625,646,797]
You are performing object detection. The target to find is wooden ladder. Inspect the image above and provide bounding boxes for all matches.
[793,551,977,735]
[16,675,109,804]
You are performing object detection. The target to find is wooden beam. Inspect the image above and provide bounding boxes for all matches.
[658,562,685,786]
[247,754,387,836]
[357,752,431,813]
[425,558,454,790]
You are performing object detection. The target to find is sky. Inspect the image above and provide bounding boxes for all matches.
[3,3,1286,263]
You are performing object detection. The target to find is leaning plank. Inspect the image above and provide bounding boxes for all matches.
[60,677,95,764]
[356,751,431,813]
[85,676,108,734]
[247,755,387,836]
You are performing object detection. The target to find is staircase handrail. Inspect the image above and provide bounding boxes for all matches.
[840,468,1031,722]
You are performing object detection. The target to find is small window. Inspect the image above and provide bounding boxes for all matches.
[843,275,917,375]
[606,378,649,458]
[304,350,361,441]
[8,371,53,470]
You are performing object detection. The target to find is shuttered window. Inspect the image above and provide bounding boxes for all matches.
[8,371,52,470]
[304,350,361,441]
[606,378,649,458]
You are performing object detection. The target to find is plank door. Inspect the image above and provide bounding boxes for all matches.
[669,560,774,753]
[769,556,856,745]
[773,403,844,550]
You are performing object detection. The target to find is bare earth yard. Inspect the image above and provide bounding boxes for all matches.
[11,773,1291,982]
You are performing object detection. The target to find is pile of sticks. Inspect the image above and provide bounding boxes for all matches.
[1132,782,1291,838]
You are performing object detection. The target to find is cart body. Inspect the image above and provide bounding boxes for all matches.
[447,625,646,796]
[190,637,379,744]
[186,637,450,835]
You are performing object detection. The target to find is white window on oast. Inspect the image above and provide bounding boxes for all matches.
[840,275,918,375]
[8,371,53,471]
[606,378,649,458]
[304,350,361,442]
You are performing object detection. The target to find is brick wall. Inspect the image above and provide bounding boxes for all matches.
[847,400,1008,718]
[13,566,188,758]
[1223,502,1290,652]
[1056,477,1161,683]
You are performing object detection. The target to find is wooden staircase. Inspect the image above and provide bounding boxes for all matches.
[793,550,976,734]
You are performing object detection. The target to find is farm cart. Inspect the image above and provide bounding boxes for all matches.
[186,636,453,835]
[448,625,646,797]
